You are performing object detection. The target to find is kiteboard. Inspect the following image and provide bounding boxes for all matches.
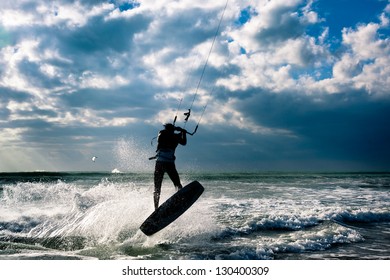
[140,181,204,236]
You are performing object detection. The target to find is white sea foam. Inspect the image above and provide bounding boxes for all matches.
[1,172,389,259]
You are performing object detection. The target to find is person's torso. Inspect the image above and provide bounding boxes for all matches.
[156,130,180,162]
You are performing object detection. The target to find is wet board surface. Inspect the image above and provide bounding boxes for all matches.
[140,181,204,236]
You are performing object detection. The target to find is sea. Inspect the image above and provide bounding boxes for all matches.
[0,171,389,260]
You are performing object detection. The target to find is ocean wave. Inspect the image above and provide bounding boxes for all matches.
[0,216,41,233]
[0,251,96,260]
[212,216,320,240]
[211,197,390,242]
[268,222,364,255]
[1,172,389,260]
[214,246,274,260]
[329,210,390,223]
[206,220,364,260]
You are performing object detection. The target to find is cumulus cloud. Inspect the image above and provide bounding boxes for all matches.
[218,0,390,99]
[217,0,330,92]
[0,0,389,171]
[299,18,390,96]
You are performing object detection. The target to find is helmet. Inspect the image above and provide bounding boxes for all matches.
[164,123,175,131]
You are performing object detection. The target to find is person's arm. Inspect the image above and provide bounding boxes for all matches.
[180,130,187,145]
[175,127,187,146]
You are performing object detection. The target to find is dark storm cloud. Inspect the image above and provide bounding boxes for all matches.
[18,59,64,89]
[232,89,390,170]
[55,13,150,55]
[140,8,221,53]
[254,6,307,46]
[61,82,155,110]
[0,87,31,103]
[0,87,30,122]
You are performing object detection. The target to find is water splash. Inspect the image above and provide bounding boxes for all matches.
[112,137,153,173]
[2,172,389,260]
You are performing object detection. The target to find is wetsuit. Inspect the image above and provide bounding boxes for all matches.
[153,125,187,209]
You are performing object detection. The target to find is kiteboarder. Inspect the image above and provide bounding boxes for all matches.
[151,123,187,210]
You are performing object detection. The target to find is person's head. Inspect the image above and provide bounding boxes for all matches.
[164,123,175,132]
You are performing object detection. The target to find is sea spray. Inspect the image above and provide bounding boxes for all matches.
[112,137,154,173]
[26,179,154,244]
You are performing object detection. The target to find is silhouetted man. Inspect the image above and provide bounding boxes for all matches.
[153,123,187,210]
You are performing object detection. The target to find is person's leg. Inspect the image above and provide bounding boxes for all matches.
[166,162,182,190]
[154,161,165,209]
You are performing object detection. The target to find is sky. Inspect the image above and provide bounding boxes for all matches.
[0,0,390,172]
